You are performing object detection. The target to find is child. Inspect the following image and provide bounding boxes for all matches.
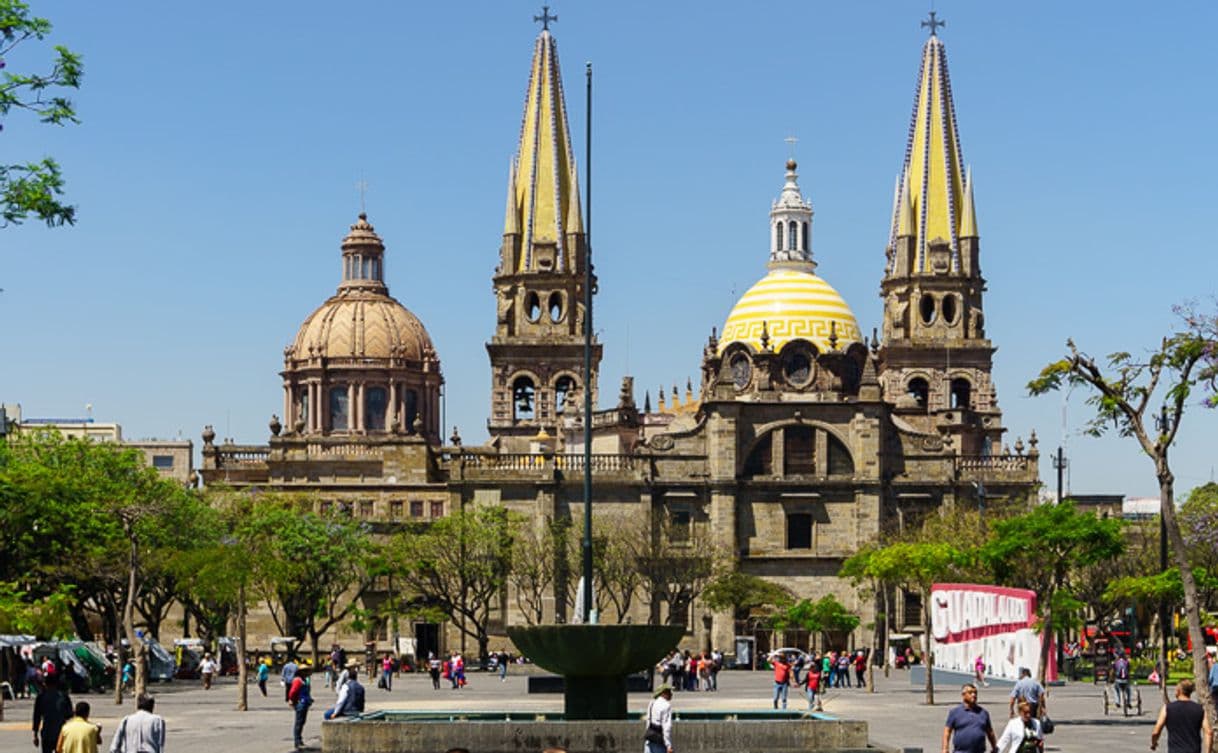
[804,663,821,710]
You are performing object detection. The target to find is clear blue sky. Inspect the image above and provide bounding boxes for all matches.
[3,1,1215,498]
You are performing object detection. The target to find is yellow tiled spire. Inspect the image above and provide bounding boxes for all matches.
[503,28,583,273]
[891,32,971,272]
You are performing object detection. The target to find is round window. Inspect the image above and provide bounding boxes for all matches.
[919,293,936,324]
[782,349,814,387]
[942,294,959,324]
[730,354,752,390]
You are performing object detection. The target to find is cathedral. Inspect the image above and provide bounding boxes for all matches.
[201,19,1039,658]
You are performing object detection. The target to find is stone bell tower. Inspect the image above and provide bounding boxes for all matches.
[486,22,601,448]
[878,26,1004,455]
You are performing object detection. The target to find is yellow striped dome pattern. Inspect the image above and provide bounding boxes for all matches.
[719,269,861,354]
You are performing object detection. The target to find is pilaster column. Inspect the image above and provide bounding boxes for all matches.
[356,383,365,433]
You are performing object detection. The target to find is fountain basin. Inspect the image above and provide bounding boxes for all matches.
[322,710,874,753]
[507,624,684,719]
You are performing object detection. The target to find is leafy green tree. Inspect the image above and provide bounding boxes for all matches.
[243,494,375,668]
[769,594,860,648]
[388,505,513,660]
[701,570,794,621]
[0,581,73,636]
[980,500,1124,684]
[1,0,83,227]
[853,541,965,705]
[1029,308,1218,709]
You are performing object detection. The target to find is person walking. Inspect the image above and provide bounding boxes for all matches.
[942,683,998,753]
[974,655,990,687]
[1113,653,1132,710]
[498,651,509,682]
[644,684,673,753]
[57,701,102,753]
[199,653,218,690]
[1009,668,1047,720]
[281,656,298,703]
[379,653,394,692]
[32,674,73,753]
[1150,679,1212,753]
[287,666,314,750]
[771,653,792,710]
[108,694,165,753]
[803,662,821,711]
[428,653,442,690]
[996,700,1042,753]
[257,658,270,697]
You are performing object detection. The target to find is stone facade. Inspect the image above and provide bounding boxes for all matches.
[200,26,1039,659]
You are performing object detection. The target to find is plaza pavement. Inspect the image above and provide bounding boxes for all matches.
[0,668,1166,753]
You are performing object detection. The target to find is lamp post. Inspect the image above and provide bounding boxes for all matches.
[1154,406,1171,690]
[580,61,595,624]
[1052,447,1067,504]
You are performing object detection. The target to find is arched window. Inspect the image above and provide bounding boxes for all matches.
[908,377,929,409]
[548,292,564,322]
[788,220,798,250]
[512,376,536,420]
[742,432,773,477]
[802,221,809,251]
[775,223,784,253]
[554,375,576,415]
[329,387,349,431]
[365,386,387,431]
[950,378,971,410]
[297,389,309,428]
[526,292,541,322]
[405,389,419,431]
[784,426,814,475]
[920,293,936,324]
[827,433,854,476]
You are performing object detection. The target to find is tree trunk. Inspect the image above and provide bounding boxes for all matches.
[123,536,148,699]
[1037,601,1053,686]
[310,634,320,672]
[921,587,935,705]
[1157,471,1216,726]
[113,628,125,706]
[236,582,248,712]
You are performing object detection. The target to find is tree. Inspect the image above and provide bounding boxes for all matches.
[855,541,965,705]
[701,570,794,622]
[769,594,860,649]
[243,495,375,669]
[388,505,513,660]
[1,0,83,227]
[0,581,73,636]
[1029,307,1218,713]
[633,511,727,627]
[981,500,1124,685]
[506,515,563,626]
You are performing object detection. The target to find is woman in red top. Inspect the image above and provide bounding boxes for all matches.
[804,663,821,710]
[772,654,792,709]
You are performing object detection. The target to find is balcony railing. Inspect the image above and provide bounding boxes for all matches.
[455,452,636,473]
[955,454,1031,473]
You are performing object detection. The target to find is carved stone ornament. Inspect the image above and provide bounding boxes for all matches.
[920,436,944,452]
[649,434,675,451]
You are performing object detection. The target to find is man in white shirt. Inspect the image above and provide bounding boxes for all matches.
[109,694,165,753]
[199,653,218,690]
[645,684,674,753]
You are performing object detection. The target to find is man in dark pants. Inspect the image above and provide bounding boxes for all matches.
[1151,679,1212,753]
[32,674,73,753]
[287,666,314,750]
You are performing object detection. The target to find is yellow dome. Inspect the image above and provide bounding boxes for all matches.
[289,289,435,363]
[719,269,861,354]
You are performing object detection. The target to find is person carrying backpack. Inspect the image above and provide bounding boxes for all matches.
[1112,653,1131,710]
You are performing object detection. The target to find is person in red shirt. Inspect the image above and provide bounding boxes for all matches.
[286,666,313,750]
[772,654,792,709]
[804,663,822,710]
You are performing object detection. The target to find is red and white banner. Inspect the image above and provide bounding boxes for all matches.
[930,583,1055,682]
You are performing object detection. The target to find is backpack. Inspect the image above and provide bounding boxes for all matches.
[1114,659,1129,681]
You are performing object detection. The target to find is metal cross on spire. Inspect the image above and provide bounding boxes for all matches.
[921,10,945,36]
[356,177,368,214]
[784,135,799,161]
[534,5,557,30]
